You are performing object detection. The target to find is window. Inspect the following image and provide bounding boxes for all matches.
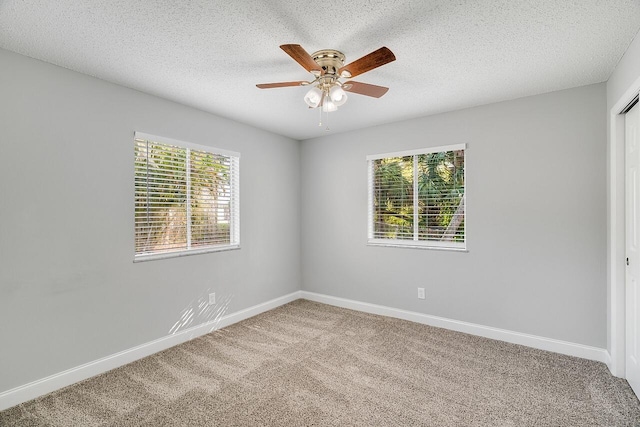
[134,132,240,261]
[367,144,465,250]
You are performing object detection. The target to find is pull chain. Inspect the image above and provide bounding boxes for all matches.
[325,103,330,131]
[324,88,330,131]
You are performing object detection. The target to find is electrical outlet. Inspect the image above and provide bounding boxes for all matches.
[417,288,425,300]
[209,293,216,305]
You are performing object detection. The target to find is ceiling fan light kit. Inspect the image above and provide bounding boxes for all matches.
[329,86,347,106]
[257,44,396,128]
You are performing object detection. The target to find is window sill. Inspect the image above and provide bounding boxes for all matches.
[134,244,240,263]
[367,240,467,252]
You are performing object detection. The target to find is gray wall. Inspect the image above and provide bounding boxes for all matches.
[301,83,607,348]
[0,48,301,393]
[0,43,612,394]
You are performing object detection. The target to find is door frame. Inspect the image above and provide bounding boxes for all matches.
[609,75,640,378]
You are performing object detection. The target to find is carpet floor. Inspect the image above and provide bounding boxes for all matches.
[1,299,639,426]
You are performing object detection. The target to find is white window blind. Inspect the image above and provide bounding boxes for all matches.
[134,132,240,261]
[367,144,465,250]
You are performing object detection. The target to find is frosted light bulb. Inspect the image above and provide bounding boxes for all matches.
[304,87,322,108]
[322,100,337,112]
[329,86,348,106]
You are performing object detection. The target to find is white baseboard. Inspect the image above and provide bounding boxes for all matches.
[603,350,613,373]
[300,291,610,364]
[0,291,302,412]
[0,290,611,412]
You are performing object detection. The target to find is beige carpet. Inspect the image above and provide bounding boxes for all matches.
[1,299,639,426]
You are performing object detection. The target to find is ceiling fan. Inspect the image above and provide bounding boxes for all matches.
[256,44,396,115]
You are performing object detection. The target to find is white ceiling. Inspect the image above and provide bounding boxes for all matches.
[1,1,640,141]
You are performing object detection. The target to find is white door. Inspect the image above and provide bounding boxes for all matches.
[626,102,640,397]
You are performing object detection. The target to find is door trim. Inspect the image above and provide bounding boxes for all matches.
[609,75,640,377]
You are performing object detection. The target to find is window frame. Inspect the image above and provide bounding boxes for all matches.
[133,132,240,262]
[367,144,467,251]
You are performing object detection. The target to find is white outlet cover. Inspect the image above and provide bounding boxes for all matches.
[209,293,216,305]
[417,288,426,300]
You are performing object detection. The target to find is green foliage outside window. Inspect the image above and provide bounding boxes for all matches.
[371,149,465,243]
[134,139,235,256]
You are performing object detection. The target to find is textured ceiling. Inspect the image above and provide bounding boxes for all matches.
[1,1,640,140]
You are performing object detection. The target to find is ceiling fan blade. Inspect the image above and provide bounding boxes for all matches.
[339,47,396,78]
[256,81,307,89]
[343,81,389,98]
[280,44,323,75]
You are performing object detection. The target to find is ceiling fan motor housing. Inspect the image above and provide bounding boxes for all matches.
[312,50,346,85]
